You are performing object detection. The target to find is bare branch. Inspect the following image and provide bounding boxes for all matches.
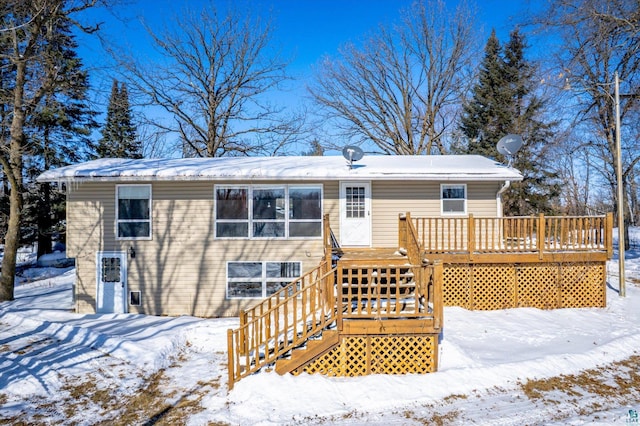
[308,0,479,155]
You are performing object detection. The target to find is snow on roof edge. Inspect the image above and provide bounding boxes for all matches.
[36,155,524,183]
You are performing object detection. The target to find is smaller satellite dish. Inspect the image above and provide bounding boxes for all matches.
[497,134,524,166]
[342,145,364,168]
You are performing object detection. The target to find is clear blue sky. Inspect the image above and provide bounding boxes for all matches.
[75,0,540,154]
[77,0,536,96]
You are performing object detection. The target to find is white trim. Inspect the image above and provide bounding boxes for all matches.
[115,184,152,240]
[441,183,467,215]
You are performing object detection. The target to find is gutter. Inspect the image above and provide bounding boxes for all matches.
[497,180,511,217]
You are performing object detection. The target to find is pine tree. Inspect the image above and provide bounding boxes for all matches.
[459,29,560,215]
[21,10,98,257]
[0,0,99,302]
[459,30,512,158]
[96,80,141,159]
[500,29,560,215]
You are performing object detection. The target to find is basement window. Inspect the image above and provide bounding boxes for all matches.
[226,261,301,299]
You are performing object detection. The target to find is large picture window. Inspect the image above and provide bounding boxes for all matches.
[117,185,151,239]
[215,185,322,238]
[227,261,301,298]
[441,184,466,215]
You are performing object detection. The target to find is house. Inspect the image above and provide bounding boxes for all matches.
[37,154,523,317]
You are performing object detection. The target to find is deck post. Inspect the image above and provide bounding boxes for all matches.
[323,214,332,265]
[398,212,408,249]
[227,329,235,390]
[433,260,443,331]
[606,212,614,258]
[537,213,545,260]
[467,214,475,262]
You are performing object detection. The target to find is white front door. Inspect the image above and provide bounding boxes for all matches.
[340,181,371,247]
[96,251,127,314]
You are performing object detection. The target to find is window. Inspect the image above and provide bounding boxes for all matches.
[216,187,248,237]
[215,185,322,238]
[101,257,121,282]
[345,186,366,218]
[441,184,466,215]
[227,261,301,298]
[253,187,285,237]
[289,187,322,237]
[117,185,151,239]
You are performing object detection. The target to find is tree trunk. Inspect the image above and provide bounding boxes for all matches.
[0,61,26,302]
[0,183,21,302]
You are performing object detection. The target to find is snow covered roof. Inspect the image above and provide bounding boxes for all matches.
[37,155,522,183]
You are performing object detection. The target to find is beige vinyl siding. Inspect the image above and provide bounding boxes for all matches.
[67,179,502,317]
[370,181,502,247]
[68,180,330,317]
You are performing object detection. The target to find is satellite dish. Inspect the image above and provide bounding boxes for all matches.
[342,145,364,168]
[496,134,524,165]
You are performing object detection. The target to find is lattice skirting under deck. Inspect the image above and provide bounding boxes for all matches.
[442,261,606,310]
[294,334,438,376]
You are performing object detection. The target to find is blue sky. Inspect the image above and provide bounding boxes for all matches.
[77,0,536,97]
[74,0,540,155]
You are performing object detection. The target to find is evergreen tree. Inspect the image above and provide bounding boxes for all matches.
[96,80,141,158]
[459,29,560,215]
[459,30,512,158]
[21,9,98,257]
[0,0,99,302]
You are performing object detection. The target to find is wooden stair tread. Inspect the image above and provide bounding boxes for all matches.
[275,330,340,375]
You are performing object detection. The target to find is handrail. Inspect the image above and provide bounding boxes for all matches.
[228,261,336,390]
[412,213,613,257]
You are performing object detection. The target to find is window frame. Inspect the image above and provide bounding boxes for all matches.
[116,184,152,240]
[440,183,467,215]
[226,260,302,299]
[214,184,323,239]
[215,185,250,238]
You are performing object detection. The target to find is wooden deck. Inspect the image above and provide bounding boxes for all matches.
[227,212,613,389]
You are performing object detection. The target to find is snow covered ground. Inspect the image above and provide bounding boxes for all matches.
[1,232,640,425]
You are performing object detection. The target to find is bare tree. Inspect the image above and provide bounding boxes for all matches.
[539,0,640,226]
[120,3,302,158]
[308,0,478,155]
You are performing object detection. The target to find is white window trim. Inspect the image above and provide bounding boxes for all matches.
[116,184,152,240]
[214,184,323,239]
[226,260,302,299]
[441,183,467,216]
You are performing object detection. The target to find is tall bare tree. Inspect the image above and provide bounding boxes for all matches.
[540,0,640,230]
[309,0,478,155]
[120,3,301,158]
[0,0,98,302]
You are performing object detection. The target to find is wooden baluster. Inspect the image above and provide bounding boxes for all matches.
[468,214,475,262]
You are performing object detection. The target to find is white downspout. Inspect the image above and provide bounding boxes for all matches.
[497,180,510,217]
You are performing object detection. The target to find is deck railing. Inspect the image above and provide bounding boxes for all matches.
[227,261,337,390]
[411,213,613,258]
[336,262,442,326]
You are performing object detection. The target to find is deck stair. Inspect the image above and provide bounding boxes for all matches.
[227,213,443,390]
[275,330,340,374]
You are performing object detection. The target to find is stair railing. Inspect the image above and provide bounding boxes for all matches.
[228,260,337,390]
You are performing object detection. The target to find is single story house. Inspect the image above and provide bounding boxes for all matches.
[37,155,522,317]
